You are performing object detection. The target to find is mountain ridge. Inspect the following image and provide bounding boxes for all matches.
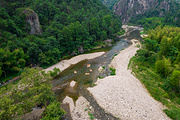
[113,0,179,24]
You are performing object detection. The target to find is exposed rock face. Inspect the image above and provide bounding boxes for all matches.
[77,45,84,53]
[23,9,42,35]
[114,0,174,24]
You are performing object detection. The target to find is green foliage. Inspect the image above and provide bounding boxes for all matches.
[164,106,180,120]
[112,54,118,60]
[129,26,180,119]
[98,76,104,79]
[170,70,180,91]
[0,48,29,77]
[129,0,180,29]
[110,67,116,75]
[0,68,65,119]
[144,38,159,52]
[0,67,2,77]
[88,113,94,120]
[0,0,123,81]
[49,67,61,77]
[41,101,66,120]
[155,58,172,77]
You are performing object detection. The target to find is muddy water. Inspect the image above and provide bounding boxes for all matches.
[51,30,142,119]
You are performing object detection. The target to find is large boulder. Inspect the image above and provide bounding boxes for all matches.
[77,45,84,53]
[23,9,42,35]
[104,39,112,44]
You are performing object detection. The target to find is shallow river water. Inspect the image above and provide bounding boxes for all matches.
[51,30,142,119]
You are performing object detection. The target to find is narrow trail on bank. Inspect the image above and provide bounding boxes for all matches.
[88,39,170,120]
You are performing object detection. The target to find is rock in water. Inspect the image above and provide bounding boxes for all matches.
[23,9,42,35]
[70,81,76,87]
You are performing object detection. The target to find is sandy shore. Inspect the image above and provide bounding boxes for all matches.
[88,39,170,120]
[45,52,105,72]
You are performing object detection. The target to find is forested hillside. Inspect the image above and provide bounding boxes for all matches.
[100,0,118,10]
[0,0,122,80]
[112,0,180,25]
[130,26,180,119]
[128,0,180,28]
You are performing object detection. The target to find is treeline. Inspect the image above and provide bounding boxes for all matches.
[0,0,122,79]
[0,68,65,119]
[130,26,180,119]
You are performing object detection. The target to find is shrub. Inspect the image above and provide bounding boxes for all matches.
[41,101,66,120]
[155,58,172,77]
[170,70,180,91]
[110,67,116,75]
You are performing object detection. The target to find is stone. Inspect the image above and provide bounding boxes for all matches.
[77,45,84,53]
[107,44,112,47]
[102,45,106,48]
[104,39,112,44]
[71,51,77,56]
[70,81,76,87]
[98,66,104,73]
[23,9,42,35]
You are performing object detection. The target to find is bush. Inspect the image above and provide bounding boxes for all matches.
[49,67,60,77]
[41,101,66,120]
[170,70,180,91]
[110,67,116,75]
[155,58,172,77]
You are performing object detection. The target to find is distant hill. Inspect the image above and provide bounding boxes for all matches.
[113,0,180,24]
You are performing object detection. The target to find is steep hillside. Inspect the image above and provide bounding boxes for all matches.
[113,0,180,24]
[0,0,122,79]
[101,0,119,10]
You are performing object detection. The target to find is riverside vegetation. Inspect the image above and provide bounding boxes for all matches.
[129,26,180,120]
[1,0,180,119]
[0,68,66,119]
[0,0,124,119]
[0,0,123,82]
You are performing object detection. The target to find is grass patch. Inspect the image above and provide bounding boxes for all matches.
[110,67,116,75]
[112,54,118,60]
[136,44,140,48]
[98,76,104,79]
[102,66,105,69]
[88,113,94,120]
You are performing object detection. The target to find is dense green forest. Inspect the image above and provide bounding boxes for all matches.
[0,0,123,81]
[130,26,180,119]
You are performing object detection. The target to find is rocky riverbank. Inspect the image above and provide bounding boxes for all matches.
[88,39,170,120]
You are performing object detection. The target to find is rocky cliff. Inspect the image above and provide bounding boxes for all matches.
[114,0,176,24]
[23,9,42,35]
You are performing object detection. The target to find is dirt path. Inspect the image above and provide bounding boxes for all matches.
[88,39,170,120]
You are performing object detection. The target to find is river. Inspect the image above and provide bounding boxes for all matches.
[51,29,142,119]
